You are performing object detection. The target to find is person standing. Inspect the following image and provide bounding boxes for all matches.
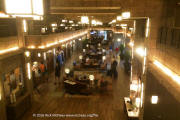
[55,62,61,85]
[39,61,46,82]
[111,57,118,79]
[106,61,111,76]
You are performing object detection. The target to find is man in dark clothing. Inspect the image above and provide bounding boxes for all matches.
[111,58,118,79]
[55,62,61,85]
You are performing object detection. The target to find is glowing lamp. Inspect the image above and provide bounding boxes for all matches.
[81,16,89,24]
[65,68,70,74]
[122,12,131,19]
[79,55,83,60]
[38,53,41,57]
[129,41,134,47]
[117,38,121,42]
[112,19,116,23]
[102,49,106,53]
[91,20,97,25]
[102,56,106,61]
[151,96,158,104]
[117,16,122,21]
[136,47,146,57]
[25,51,30,57]
[89,75,95,81]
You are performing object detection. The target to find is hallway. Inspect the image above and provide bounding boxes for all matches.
[21,52,130,120]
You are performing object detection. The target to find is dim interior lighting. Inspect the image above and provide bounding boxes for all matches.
[83,49,86,52]
[25,51,30,57]
[122,12,131,19]
[98,43,101,47]
[0,93,1,101]
[117,38,121,42]
[153,60,180,85]
[79,38,82,41]
[151,96,158,104]
[23,19,27,32]
[27,63,31,80]
[79,55,83,60]
[65,68,70,74]
[86,44,89,47]
[130,84,138,92]
[81,16,89,24]
[136,47,146,57]
[117,16,122,21]
[0,46,19,54]
[89,75,95,81]
[38,53,41,57]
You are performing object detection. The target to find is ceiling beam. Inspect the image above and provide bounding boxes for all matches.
[50,13,117,15]
[50,7,121,10]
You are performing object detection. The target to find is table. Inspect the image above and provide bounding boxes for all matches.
[124,97,139,120]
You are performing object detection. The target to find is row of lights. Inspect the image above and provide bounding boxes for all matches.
[81,16,103,25]
[27,31,87,49]
[109,12,131,24]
